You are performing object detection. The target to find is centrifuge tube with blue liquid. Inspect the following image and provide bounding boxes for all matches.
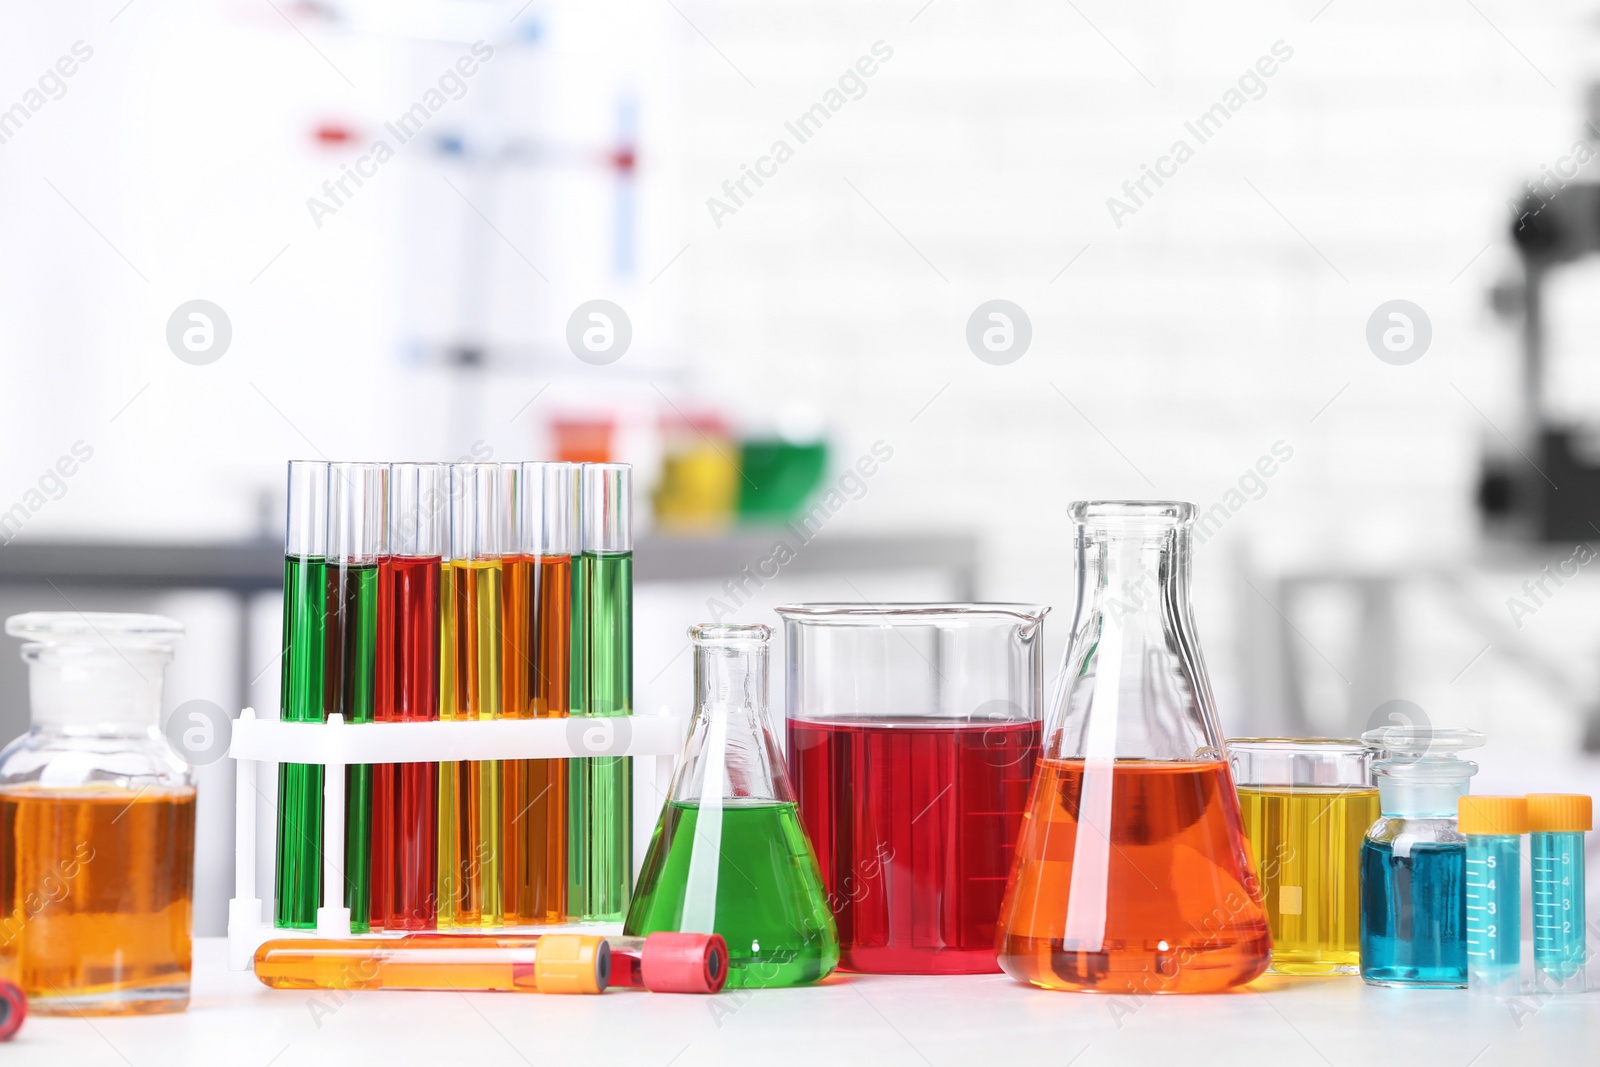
[1358,726,1483,989]
[1528,793,1591,994]
[1459,796,1527,997]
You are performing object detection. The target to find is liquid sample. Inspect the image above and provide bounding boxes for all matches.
[1359,838,1466,987]
[625,800,837,988]
[0,787,196,1015]
[1237,785,1378,975]
[325,559,377,933]
[1465,835,1521,995]
[570,551,632,922]
[277,553,327,929]
[787,717,1039,973]
[443,559,503,927]
[372,556,440,931]
[501,555,570,925]
[996,759,1271,993]
[1532,831,1587,988]
[436,561,460,928]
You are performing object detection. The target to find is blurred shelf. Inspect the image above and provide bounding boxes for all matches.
[0,532,977,594]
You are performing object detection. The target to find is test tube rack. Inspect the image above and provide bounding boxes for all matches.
[226,707,685,971]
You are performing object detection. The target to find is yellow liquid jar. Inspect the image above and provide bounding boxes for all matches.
[1230,739,1376,976]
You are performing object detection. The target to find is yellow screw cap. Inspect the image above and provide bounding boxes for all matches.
[1526,793,1593,833]
[1458,795,1529,835]
[532,934,610,994]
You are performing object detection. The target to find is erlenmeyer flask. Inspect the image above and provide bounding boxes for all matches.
[996,501,1270,993]
[624,624,838,988]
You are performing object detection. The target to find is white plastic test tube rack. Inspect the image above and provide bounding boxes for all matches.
[226,707,685,970]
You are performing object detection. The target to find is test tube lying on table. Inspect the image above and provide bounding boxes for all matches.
[254,932,727,995]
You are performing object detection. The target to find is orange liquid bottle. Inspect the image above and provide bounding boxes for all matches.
[0,788,196,1012]
[0,611,198,1015]
[996,760,1268,992]
[996,502,1270,993]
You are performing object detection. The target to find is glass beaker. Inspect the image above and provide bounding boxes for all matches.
[625,624,837,988]
[776,602,1048,974]
[0,613,196,1015]
[1229,739,1377,976]
[996,501,1270,993]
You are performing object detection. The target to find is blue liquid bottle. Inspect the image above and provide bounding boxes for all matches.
[1358,727,1484,989]
[1528,794,1591,994]
[1459,795,1528,997]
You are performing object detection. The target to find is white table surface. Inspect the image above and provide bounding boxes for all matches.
[6,938,1598,1066]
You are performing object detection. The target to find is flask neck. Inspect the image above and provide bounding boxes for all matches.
[1084,523,1190,626]
[694,638,768,720]
[26,647,170,730]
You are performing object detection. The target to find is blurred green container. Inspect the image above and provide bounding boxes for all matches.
[737,439,828,522]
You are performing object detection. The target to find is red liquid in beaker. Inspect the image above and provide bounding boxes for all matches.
[996,759,1270,993]
[787,718,1040,973]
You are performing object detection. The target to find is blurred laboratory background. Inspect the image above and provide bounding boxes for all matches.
[0,0,1597,933]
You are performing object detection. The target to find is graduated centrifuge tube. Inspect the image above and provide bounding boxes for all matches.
[1459,795,1527,997]
[371,462,446,931]
[995,501,1270,993]
[1528,793,1591,994]
[277,461,328,929]
[625,624,838,989]
[571,463,633,921]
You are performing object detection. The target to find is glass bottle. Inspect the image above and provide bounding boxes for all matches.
[0,612,196,1015]
[995,500,1270,993]
[625,624,838,988]
[1358,726,1483,989]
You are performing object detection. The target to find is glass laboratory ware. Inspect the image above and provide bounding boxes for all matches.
[1459,795,1527,996]
[1358,726,1483,989]
[995,501,1270,993]
[254,931,728,994]
[1527,793,1590,993]
[277,459,328,929]
[501,463,578,925]
[571,463,633,922]
[440,462,513,927]
[1229,739,1377,976]
[371,462,445,931]
[0,613,196,1015]
[777,603,1047,974]
[625,625,838,988]
[326,462,384,933]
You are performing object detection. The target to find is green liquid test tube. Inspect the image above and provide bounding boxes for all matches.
[325,462,385,933]
[277,461,328,929]
[571,464,633,922]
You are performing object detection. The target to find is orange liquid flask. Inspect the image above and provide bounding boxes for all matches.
[996,502,1270,993]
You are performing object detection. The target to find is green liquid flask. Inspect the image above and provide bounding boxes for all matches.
[571,464,633,922]
[625,624,838,989]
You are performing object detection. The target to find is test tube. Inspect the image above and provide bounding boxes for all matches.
[1528,793,1591,994]
[252,931,728,994]
[327,462,386,934]
[372,463,447,931]
[442,462,512,927]
[571,464,633,921]
[277,460,329,929]
[1459,795,1528,997]
[501,462,579,924]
